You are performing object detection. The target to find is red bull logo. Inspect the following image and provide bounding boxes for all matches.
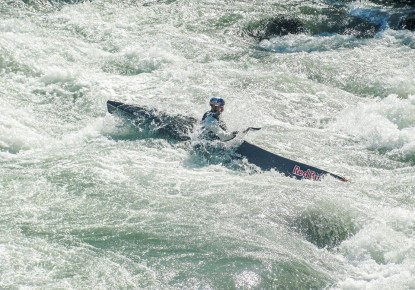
[292,165,323,181]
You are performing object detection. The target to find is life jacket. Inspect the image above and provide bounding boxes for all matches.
[202,111,227,129]
[201,111,227,140]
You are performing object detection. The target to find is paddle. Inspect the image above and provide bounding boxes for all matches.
[243,127,261,133]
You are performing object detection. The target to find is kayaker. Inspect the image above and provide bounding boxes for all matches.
[201,97,238,141]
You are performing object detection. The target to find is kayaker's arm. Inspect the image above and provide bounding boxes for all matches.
[204,118,237,141]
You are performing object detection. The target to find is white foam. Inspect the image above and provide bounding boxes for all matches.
[40,67,77,85]
[259,33,365,53]
[102,46,174,75]
[331,95,415,159]
[335,220,415,289]
[0,103,51,153]
[235,271,261,289]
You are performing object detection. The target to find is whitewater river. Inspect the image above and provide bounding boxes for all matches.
[1,0,414,289]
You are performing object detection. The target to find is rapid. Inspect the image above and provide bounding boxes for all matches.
[1,0,414,289]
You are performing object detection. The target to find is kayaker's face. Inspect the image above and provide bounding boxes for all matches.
[211,105,224,114]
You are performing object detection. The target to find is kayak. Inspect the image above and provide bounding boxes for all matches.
[107,100,348,182]
[107,100,196,141]
[236,141,348,182]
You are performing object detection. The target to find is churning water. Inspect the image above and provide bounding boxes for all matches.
[1,0,414,289]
